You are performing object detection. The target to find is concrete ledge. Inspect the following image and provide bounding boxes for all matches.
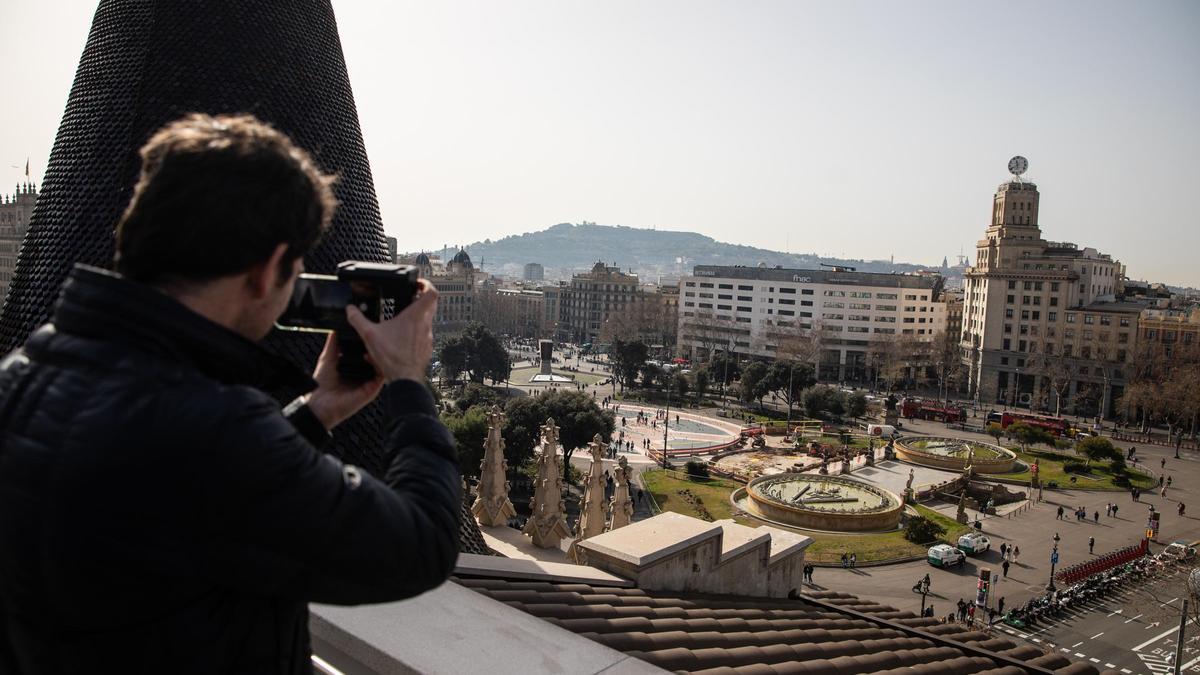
[578,512,721,566]
[454,552,634,587]
[311,581,665,674]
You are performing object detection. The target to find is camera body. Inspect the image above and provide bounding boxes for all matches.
[276,261,420,381]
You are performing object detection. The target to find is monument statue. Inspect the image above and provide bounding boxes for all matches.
[839,446,852,475]
[608,455,634,530]
[569,434,609,561]
[523,418,572,548]
[471,406,516,527]
[538,339,554,377]
[955,487,969,524]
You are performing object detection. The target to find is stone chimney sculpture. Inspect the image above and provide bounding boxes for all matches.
[471,406,516,528]
[523,418,572,548]
[608,455,634,531]
[0,0,496,554]
[568,434,608,562]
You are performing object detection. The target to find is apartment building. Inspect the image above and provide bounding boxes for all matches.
[0,181,37,303]
[677,265,946,381]
[559,262,641,345]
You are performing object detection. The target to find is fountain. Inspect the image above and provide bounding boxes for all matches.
[732,473,903,533]
[893,436,1017,474]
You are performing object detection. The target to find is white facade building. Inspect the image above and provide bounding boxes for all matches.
[678,265,946,381]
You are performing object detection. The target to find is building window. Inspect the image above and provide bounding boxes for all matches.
[1066,313,1076,323]
[801,289,814,295]
[685,281,696,287]
[779,287,796,294]
[1049,297,1058,307]
[699,282,713,288]
[778,310,794,316]
[738,285,753,291]
[1006,295,1015,304]
[877,292,897,299]
[1003,338,1011,350]
[779,298,796,305]
[737,306,752,312]
[1119,317,1130,327]
[1084,315,1095,325]
[1008,281,1016,290]
[718,284,733,289]
[1004,323,1012,333]
[717,304,731,310]
[718,294,732,300]
[738,295,752,301]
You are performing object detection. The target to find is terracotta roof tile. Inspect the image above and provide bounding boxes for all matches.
[454,577,1098,675]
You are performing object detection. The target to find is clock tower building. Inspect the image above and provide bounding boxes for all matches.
[960,158,1132,417]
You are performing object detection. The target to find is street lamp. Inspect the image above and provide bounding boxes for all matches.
[1046,532,1061,591]
[662,371,672,470]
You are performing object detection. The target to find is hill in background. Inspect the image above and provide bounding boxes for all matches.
[417,222,954,283]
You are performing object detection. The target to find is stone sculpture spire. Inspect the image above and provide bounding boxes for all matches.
[608,455,634,531]
[523,418,572,549]
[568,434,608,562]
[471,406,516,528]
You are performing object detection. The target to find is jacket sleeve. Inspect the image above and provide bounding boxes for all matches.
[198,380,462,605]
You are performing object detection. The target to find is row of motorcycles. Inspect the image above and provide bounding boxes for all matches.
[1001,556,1166,629]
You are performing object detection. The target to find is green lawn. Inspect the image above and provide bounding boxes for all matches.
[994,446,1155,491]
[640,470,968,564]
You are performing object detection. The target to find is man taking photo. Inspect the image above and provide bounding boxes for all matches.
[0,114,461,673]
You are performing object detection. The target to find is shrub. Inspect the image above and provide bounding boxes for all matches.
[685,460,710,478]
[1063,461,1086,474]
[904,515,946,544]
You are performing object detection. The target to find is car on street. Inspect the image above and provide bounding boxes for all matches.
[927,543,966,568]
[956,532,991,555]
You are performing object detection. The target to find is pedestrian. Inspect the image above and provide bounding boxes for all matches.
[967,604,976,626]
[925,605,934,618]
[1105,502,1112,517]
[1089,536,1095,554]
[637,489,644,504]
[998,597,1006,615]
[1180,503,1186,517]
[1161,486,1168,499]
[1133,487,1139,501]
[1162,457,1167,470]
[841,553,848,569]
[957,598,967,622]
[1168,475,1173,488]
[1057,505,1064,520]
[1093,510,1099,523]
[850,552,857,568]
[1002,559,1010,577]
[1160,475,1165,487]
[999,542,1007,558]
[1013,545,1020,563]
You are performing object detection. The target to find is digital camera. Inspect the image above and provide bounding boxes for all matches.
[276,261,420,381]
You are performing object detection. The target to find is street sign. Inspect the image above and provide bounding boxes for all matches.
[1051,552,1059,564]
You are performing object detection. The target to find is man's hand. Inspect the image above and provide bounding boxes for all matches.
[306,332,385,431]
[346,279,438,385]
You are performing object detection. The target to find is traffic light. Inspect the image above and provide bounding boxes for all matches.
[975,568,991,607]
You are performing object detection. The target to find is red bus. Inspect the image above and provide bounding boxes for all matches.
[899,398,967,424]
[999,411,1070,437]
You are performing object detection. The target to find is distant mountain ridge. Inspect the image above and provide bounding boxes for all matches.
[418,222,953,282]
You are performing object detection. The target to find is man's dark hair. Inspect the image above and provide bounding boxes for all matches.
[115,113,337,286]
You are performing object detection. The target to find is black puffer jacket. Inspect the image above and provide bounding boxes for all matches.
[0,266,461,674]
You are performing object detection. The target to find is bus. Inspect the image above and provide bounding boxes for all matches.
[995,410,1070,437]
[899,397,966,423]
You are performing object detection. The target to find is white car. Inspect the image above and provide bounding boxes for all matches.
[957,532,991,555]
[927,544,966,568]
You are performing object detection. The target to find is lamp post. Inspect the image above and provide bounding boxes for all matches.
[784,360,795,441]
[662,371,672,470]
[1046,532,1061,591]
[720,339,732,415]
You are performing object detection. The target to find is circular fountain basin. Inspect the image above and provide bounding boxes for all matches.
[894,436,1016,474]
[733,473,903,533]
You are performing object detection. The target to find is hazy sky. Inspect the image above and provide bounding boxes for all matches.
[2,1,1197,284]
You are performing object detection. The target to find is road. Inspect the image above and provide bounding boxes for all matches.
[992,563,1200,675]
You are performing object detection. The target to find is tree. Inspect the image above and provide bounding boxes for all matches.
[708,351,741,386]
[455,382,501,412]
[504,389,615,485]
[904,515,946,544]
[672,371,690,400]
[846,392,868,419]
[437,323,511,384]
[1007,422,1054,452]
[692,367,710,404]
[802,384,845,419]
[739,361,770,409]
[765,360,815,420]
[1077,436,1120,467]
[931,327,965,403]
[441,406,491,477]
[640,362,663,389]
[610,337,649,391]
[986,423,1004,443]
